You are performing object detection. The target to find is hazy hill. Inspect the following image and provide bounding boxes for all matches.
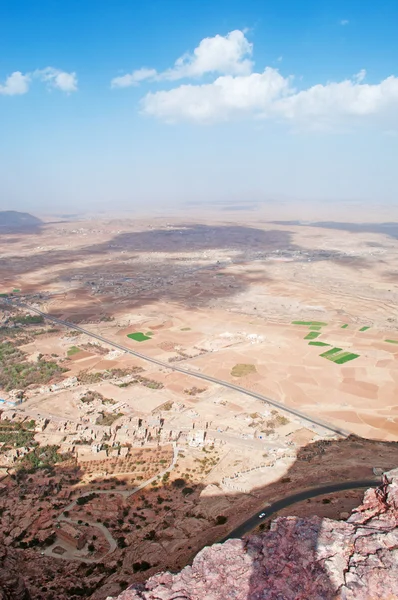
[0,211,42,228]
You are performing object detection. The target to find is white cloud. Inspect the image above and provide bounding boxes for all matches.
[275,75,398,124]
[111,29,253,88]
[35,67,78,92]
[142,68,290,122]
[111,68,157,88]
[0,71,30,95]
[0,67,78,96]
[163,29,253,79]
[340,19,349,26]
[141,69,398,128]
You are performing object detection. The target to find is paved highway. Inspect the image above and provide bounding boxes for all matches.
[8,299,351,437]
[221,479,378,541]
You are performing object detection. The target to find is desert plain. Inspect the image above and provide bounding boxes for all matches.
[1,205,398,599]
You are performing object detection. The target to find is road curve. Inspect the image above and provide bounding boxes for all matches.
[9,300,350,437]
[221,478,379,541]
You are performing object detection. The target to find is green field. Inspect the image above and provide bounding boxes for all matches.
[67,346,81,356]
[181,327,191,331]
[333,352,360,364]
[359,326,370,332]
[127,332,151,342]
[292,321,328,326]
[12,289,20,293]
[304,331,321,340]
[320,347,343,358]
[386,339,398,344]
[0,293,8,298]
[341,324,348,329]
[145,331,153,336]
[309,341,330,347]
[320,347,359,364]
[309,325,322,331]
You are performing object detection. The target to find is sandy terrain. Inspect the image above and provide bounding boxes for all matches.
[1,209,398,599]
[2,212,398,441]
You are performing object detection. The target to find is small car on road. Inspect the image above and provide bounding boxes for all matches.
[258,512,266,519]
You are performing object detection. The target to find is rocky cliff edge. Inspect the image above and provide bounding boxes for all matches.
[108,468,398,600]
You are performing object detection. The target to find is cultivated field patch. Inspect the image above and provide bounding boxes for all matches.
[67,345,81,356]
[127,332,152,342]
[320,347,360,364]
[304,331,321,340]
[292,321,328,326]
[231,363,257,377]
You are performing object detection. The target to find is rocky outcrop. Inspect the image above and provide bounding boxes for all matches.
[108,469,398,600]
[0,548,31,600]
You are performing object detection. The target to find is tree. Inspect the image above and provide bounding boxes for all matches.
[172,478,186,489]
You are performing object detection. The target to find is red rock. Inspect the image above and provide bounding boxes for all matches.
[108,469,398,600]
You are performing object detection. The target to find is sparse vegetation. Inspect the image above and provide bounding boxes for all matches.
[76,492,99,506]
[95,412,124,426]
[11,314,44,326]
[184,386,207,395]
[0,420,35,449]
[80,390,116,405]
[231,363,257,377]
[77,366,144,384]
[67,346,81,356]
[0,341,68,391]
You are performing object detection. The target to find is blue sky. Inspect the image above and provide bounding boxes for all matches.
[1,0,397,213]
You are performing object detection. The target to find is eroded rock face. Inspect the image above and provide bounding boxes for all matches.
[0,548,31,600]
[108,469,398,600]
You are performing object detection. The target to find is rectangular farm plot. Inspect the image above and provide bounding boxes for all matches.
[341,324,348,329]
[320,347,343,358]
[127,332,152,342]
[304,331,321,340]
[308,341,330,347]
[320,347,360,364]
[386,339,398,344]
[333,352,360,364]
[359,326,371,332]
[292,321,328,326]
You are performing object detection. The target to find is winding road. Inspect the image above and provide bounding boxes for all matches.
[221,478,379,541]
[8,299,351,437]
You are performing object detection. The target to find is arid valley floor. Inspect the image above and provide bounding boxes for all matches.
[1,208,398,599]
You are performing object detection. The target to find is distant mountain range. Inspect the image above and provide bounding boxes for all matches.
[0,211,42,228]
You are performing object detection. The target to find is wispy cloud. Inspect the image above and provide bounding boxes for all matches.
[0,67,78,96]
[34,67,78,93]
[111,30,253,88]
[340,19,349,26]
